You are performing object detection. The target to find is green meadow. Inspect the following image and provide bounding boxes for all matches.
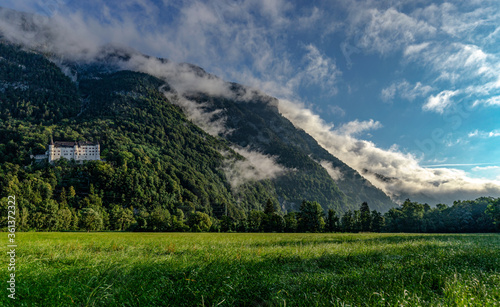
[1,233,499,306]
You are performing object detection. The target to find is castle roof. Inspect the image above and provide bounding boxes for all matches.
[53,141,76,147]
[52,141,99,147]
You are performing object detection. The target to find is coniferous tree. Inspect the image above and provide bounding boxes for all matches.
[359,202,372,232]
[341,210,354,233]
[284,212,298,232]
[384,208,403,232]
[266,213,285,232]
[298,201,325,233]
[326,209,339,232]
[370,210,384,232]
[264,198,276,214]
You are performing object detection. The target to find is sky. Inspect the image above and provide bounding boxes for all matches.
[1,0,500,203]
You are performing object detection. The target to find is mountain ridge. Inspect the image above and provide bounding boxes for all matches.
[0,35,396,214]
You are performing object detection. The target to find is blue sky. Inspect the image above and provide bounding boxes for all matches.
[2,0,500,203]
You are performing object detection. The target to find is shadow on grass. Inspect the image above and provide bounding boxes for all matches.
[245,233,500,248]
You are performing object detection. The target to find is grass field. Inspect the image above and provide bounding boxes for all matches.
[1,232,499,306]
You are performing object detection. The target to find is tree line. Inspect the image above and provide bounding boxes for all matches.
[2,176,499,232]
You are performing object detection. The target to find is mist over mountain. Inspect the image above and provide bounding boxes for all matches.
[0,38,396,213]
[0,1,500,204]
[0,9,397,214]
[74,46,398,211]
[3,5,498,209]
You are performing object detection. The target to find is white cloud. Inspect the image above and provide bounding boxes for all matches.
[406,43,497,84]
[335,119,382,137]
[297,6,322,29]
[474,96,500,107]
[468,129,500,138]
[405,42,500,109]
[124,54,234,97]
[328,105,346,117]
[380,85,396,102]
[438,3,499,41]
[403,42,431,56]
[319,160,344,181]
[278,99,500,204]
[349,7,436,54]
[422,90,459,113]
[472,166,500,172]
[166,94,229,137]
[223,147,287,189]
[381,80,433,102]
[468,130,479,138]
[394,2,500,114]
[286,44,341,96]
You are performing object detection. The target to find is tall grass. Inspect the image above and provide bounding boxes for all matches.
[1,233,499,306]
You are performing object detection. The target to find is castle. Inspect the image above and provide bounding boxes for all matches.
[31,138,100,163]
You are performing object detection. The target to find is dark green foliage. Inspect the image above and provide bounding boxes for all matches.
[147,207,172,232]
[370,210,384,232]
[264,212,285,233]
[220,215,237,232]
[341,210,354,232]
[188,211,212,232]
[359,201,371,231]
[284,212,298,232]
[486,198,500,230]
[383,198,497,233]
[263,198,276,214]
[0,43,81,124]
[0,42,272,231]
[326,209,340,232]
[80,207,103,231]
[247,210,266,232]
[109,205,136,231]
[298,200,325,232]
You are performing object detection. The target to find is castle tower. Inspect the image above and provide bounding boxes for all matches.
[73,141,77,161]
[48,136,54,163]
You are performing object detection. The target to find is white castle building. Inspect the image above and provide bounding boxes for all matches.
[31,138,100,163]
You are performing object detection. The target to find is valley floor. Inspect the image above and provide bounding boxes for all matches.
[1,232,499,306]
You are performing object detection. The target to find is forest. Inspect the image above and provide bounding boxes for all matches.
[1,155,499,233]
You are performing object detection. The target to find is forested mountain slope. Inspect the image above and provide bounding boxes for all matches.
[0,40,395,233]
[185,86,395,212]
[0,42,279,229]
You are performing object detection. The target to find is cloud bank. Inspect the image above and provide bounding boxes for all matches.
[319,161,344,182]
[222,147,287,189]
[278,99,500,204]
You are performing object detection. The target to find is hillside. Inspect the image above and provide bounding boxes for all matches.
[0,40,396,232]
[184,85,395,212]
[68,46,396,213]
[0,42,282,229]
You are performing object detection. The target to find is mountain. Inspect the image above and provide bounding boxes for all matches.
[0,42,277,223]
[182,86,396,213]
[63,43,395,212]
[0,36,395,229]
